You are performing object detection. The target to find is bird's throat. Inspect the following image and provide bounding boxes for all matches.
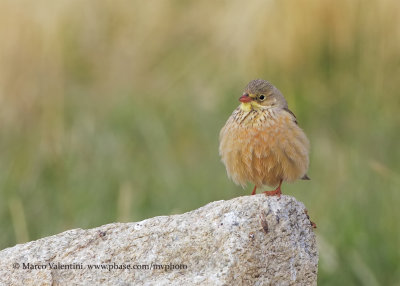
[240,102,252,112]
[240,101,261,112]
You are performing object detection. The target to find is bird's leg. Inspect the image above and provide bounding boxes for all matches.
[251,185,257,195]
[263,179,283,197]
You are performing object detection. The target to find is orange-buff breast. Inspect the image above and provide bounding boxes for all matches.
[219,108,309,188]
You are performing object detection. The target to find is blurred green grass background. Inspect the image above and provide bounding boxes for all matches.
[1,0,399,284]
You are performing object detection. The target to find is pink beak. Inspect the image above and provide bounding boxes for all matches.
[239,93,252,103]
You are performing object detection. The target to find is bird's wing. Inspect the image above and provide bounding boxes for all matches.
[283,107,310,180]
[283,107,298,125]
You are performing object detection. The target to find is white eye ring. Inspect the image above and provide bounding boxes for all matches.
[259,94,265,101]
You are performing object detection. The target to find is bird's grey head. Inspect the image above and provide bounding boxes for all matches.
[240,79,288,109]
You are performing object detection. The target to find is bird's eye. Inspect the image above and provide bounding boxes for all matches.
[259,95,265,101]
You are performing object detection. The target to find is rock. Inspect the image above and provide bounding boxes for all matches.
[0,195,318,285]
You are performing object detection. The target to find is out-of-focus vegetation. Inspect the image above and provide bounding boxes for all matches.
[0,0,399,284]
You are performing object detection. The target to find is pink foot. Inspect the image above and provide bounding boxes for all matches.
[263,180,283,197]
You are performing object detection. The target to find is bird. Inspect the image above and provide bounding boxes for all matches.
[219,79,310,196]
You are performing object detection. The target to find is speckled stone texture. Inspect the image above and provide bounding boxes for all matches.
[0,195,318,285]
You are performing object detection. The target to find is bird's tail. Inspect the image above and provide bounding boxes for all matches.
[302,174,311,180]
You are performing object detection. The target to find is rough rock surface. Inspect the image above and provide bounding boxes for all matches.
[0,195,318,285]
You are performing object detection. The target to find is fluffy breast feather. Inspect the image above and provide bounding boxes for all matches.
[219,107,309,187]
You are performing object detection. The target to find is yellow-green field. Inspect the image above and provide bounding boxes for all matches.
[1,0,399,284]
